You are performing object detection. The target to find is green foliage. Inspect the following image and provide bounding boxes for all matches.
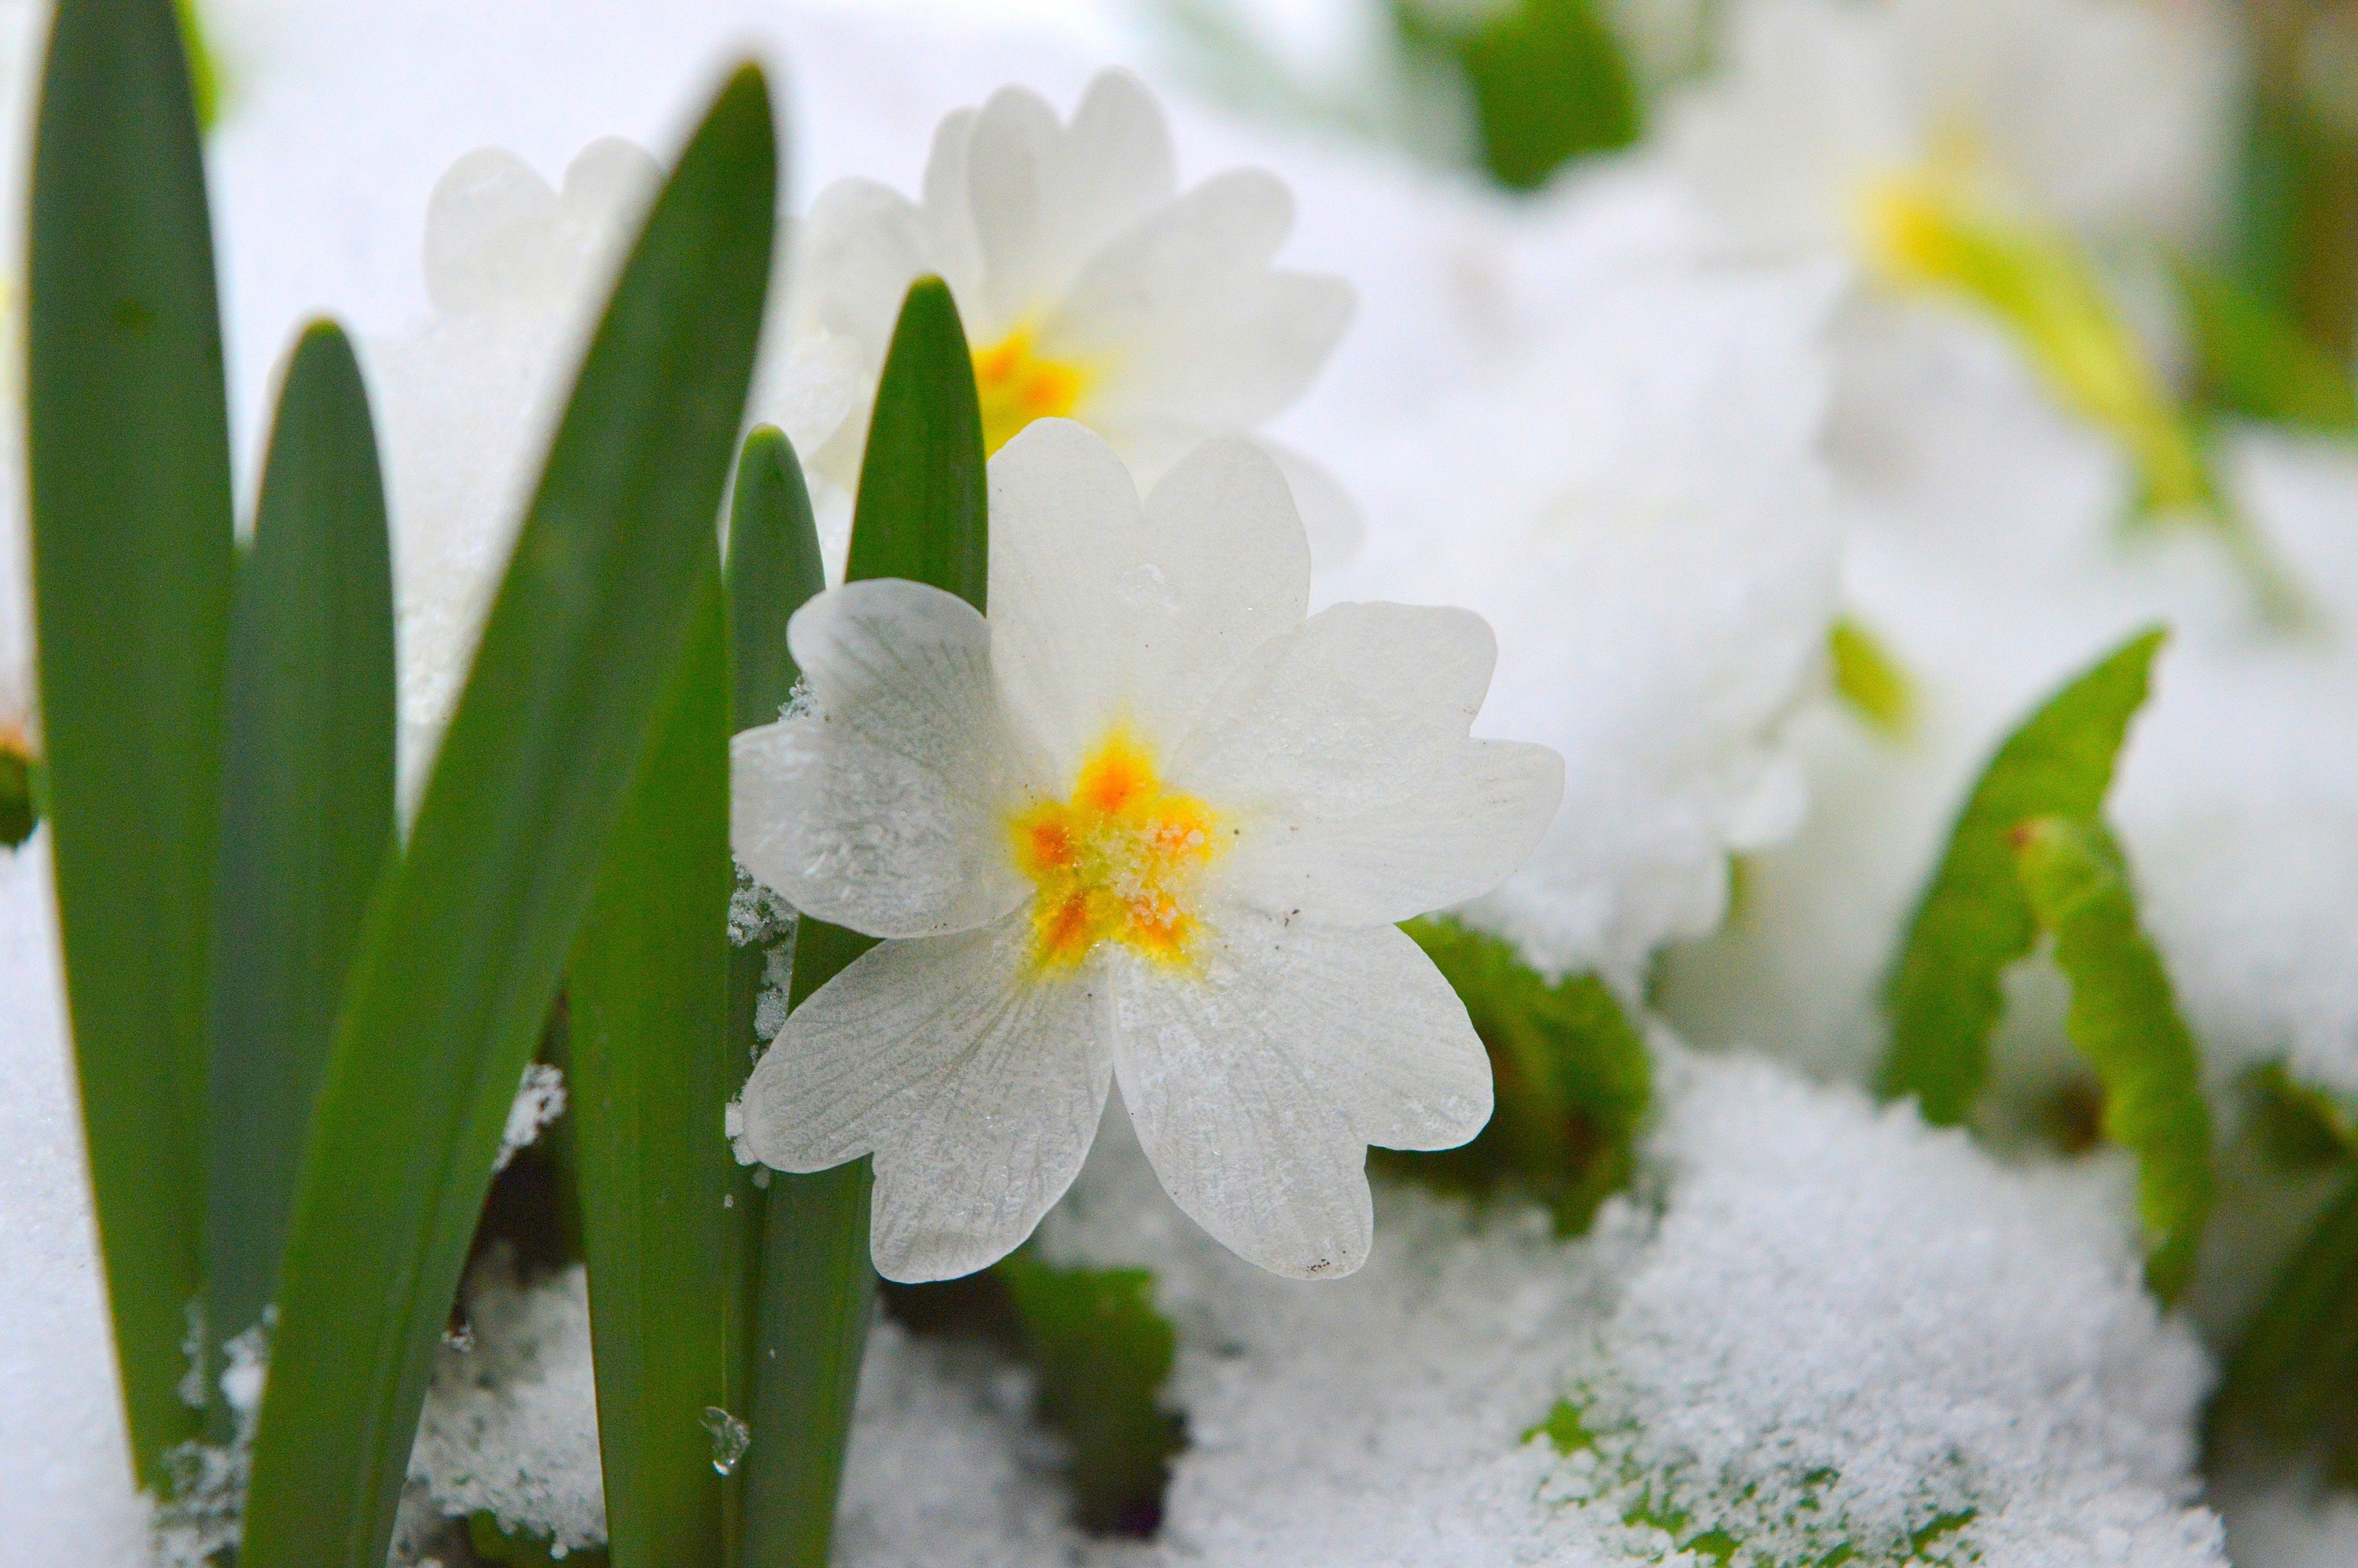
[2232,81,2358,371]
[2213,1171,2358,1473]
[2009,817,2214,1302]
[1828,616,1913,737]
[2247,1062,2358,1172]
[727,427,826,731]
[999,1254,1187,1536]
[569,569,751,1568]
[1390,916,1651,1235]
[238,68,777,1568]
[1880,627,2165,1126]
[1398,0,1640,190]
[2180,261,2358,435]
[204,321,396,1434]
[0,745,36,847]
[173,0,222,129]
[28,0,235,1478]
[471,1511,614,1567]
[1527,1397,1598,1455]
[742,274,988,1568]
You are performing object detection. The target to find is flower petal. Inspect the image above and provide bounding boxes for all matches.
[1174,601,1563,925]
[729,579,1031,938]
[1111,914,1493,1280]
[987,421,1310,780]
[1049,169,1353,431]
[741,913,1115,1283]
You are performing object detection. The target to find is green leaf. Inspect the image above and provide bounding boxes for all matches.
[998,1253,1185,1535]
[1387,916,1651,1236]
[727,427,826,733]
[569,565,750,1568]
[2179,260,2358,434]
[2009,817,2214,1301]
[28,0,235,1477]
[0,744,36,848]
[2212,1170,2358,1463]
[2231,85,2358,372]
[1828,615,1913,737]
[1399,0,1639,191]
[741,274,987,1568]
[2246,1062,2358,1172]
[204,321,396,1432]
[239,67,777,1568]
[1526,1397,1598,1456]
[1880,626,2165,1126]
[173,0,222,130]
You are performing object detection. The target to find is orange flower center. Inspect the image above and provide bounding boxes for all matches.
[1009,731,1221,971]
[972,329,1086,456]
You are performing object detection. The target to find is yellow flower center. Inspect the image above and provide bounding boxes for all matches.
[972,329,1087,456]
[1009,731,1221,972]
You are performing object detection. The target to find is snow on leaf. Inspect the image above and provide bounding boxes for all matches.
[1390,915,1650,1236]
[1880,625,2165,1126]
[2010,815,2214,1302]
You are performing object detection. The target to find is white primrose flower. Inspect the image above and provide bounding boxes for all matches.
[729,419,1561,1283]
[765,68,1357,555]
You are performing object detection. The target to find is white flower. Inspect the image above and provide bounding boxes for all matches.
[1333,261,1844,993]
[763,68,1356,556]
[363,138,660,810]
[729,419,1560,1283]
[1666,0,2235,263]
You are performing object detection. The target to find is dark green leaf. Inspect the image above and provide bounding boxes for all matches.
[1402,0,1640,190]
[2231,86,2358,371]
[727,426,826,733]
[1387,916,1650,1236]
[2246,1062,2358,1173]
[2010,817,2214,1301]
[172,0,222,130]
[2213,1170,2358,1461]
[843,275,988,607]
[999,1253,1185,1536]
[240,67,777,1568]
[1828,615,1913,737]
[741,274,987,1568]
[204,321,396,1434]
[570,566,749,1568]
[1880,627,2165,1126]
[2180,260,2358,434]
[0,744,35,848]
[28,0,234,1476]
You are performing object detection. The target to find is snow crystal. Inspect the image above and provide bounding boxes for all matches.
[0,829,156,1566]
[408,1250,607,1555]
[816,1042,2223,1567]
[729,863,797,949]
[494,1063,569,1174]
[153,1313,272,1568]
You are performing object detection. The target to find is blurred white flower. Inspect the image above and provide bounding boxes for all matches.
[764,68,1356,552]
[1333,262,1844,993]
[729,419,1559,1283]
[364,137,660,810]
[1666,0,2239,524]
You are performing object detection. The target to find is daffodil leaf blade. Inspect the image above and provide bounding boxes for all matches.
[741,271,987,1568]
[999,1252,1186,1534]
[2178,259,2358,433]
[239,67,777,1568]
[28,0,234,1477]
[2213,1171,2358,1457]
[2009,816,2214,1302]
[568,567,752,1568]
[1389,916,1651,1236]
[728,425,825,731]
[204,321,396,1429]
[1879,626,2165,1126]
[844,274,988,613]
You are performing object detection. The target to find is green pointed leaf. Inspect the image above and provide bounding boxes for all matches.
[998,1253,1185,1535]
[2010,817,2214,1301]
[742,274,987,1568]
[204,321,396,1429]
[1828,615,1913,737]
[1387,916,1651,1236]
[28,0,234,1477]
[2213,1170,2358,1461]
[240,66,777,1568]
[569,565,748,1568]
[173,0,222,130]
[2180,260,2358,434]
[728,427,826,733]
[1880,626,2165,1126]
[0,744,35,848]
